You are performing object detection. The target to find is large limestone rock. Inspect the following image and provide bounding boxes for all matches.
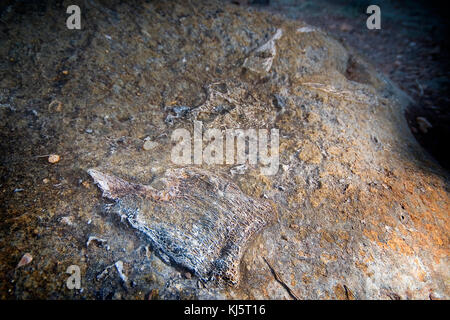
[0,0,448,299]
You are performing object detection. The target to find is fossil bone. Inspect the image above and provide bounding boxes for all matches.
[88,167,276,285]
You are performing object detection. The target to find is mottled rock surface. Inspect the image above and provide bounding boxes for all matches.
[0,0,448,299]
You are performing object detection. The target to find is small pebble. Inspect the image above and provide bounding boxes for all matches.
[61,216,74,226]
[115,260,128,282]
[86,236,107,248]
[143,140,158,151]
[48,154,60,164]
[17,253,33,268]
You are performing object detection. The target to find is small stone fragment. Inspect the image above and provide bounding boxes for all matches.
[17,253,32,268]
[86,236,107,248]
[165,105,191,124]
[61,216,74,226]
[115,260,128,283]
[297,26,316,33]
[172,105,191,117]
[143,140,158,151]
[48,154,60,164]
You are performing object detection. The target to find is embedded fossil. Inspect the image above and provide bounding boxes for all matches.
[88,167,276,285]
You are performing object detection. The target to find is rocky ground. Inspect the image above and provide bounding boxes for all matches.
[0,0,448,299]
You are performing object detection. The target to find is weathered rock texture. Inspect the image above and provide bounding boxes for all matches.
[0,0,448,299]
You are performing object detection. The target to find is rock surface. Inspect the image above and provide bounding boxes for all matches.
[0,0,448,299]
